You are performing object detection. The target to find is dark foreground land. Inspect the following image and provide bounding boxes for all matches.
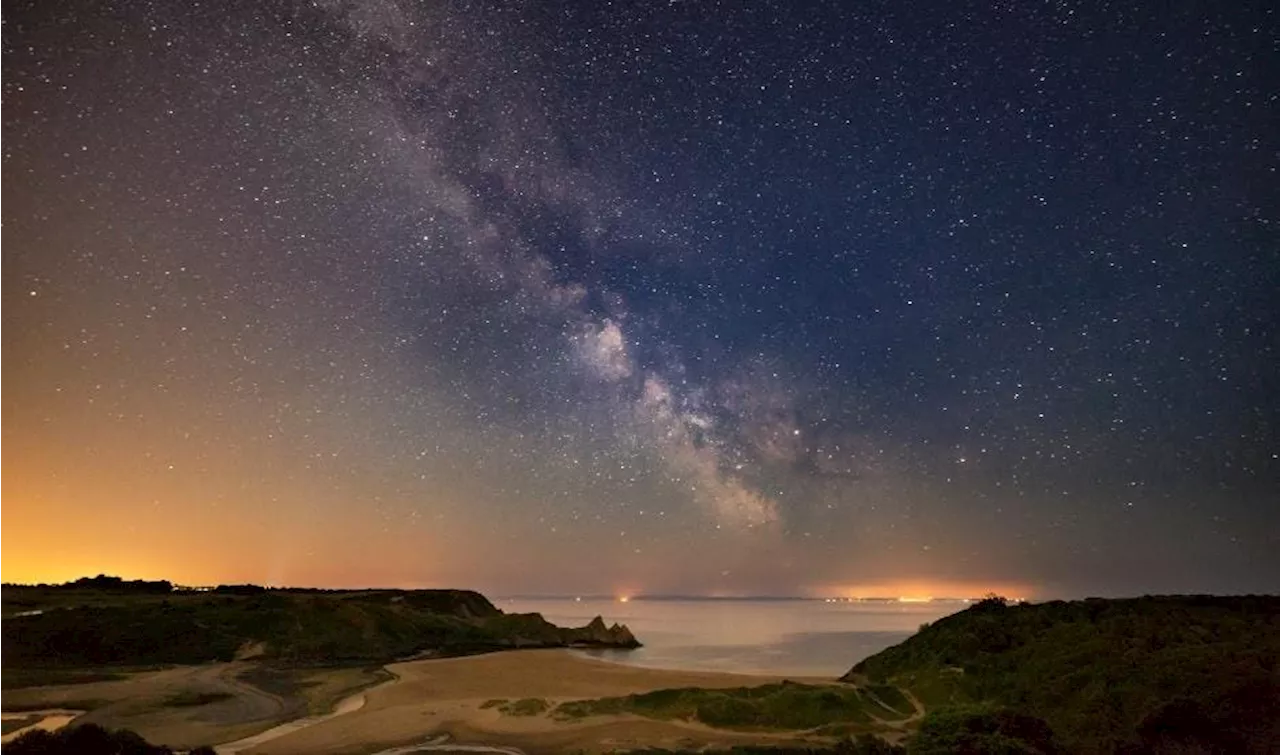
[846,594,1280,753]
[2,576,638,672]
[0,577,641,751]
[487,595,1280,753]
[3,584,1278,754]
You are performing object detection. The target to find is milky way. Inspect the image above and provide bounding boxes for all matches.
[4,0,1277,596]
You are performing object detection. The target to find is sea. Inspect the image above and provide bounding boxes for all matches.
[5,597,967,755]
[498,597,966,678]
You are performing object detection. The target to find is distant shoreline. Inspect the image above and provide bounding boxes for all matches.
[496,595,982,603]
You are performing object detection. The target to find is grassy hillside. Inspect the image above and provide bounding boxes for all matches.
[554,682,910,734]
[844,595,1280,752]
[1,581,638,672]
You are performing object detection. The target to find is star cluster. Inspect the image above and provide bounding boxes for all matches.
[3,0,1277,596]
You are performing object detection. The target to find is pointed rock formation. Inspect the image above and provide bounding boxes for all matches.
[566,615,641,648]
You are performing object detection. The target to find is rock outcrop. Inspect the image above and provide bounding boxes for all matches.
[472,612,641,650]
[2,581,641,667]
[565,615,641,648]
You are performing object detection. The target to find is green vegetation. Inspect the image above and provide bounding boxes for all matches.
[1,578,638,673]
[1,698,111,713]
[555,682,901,732]
[498,697,551,716]
[863,686,912,719]
[621,737,903,754]
[1,668,129,689]
[11,580,1272,754]
[573,595,1279,752]
[846,595,1280,752]
[869,669,963,711]
[162,690,234,707]
[232,664,316,700]
[909,706,1061,754]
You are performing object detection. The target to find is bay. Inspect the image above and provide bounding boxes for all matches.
[499,598,964,677]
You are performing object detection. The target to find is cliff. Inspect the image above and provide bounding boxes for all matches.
[1,581,640,668]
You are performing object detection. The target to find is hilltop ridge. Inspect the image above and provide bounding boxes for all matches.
[1,577,640,670]
[843,594,1280,752]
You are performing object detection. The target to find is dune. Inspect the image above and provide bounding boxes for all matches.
[3,650,840,753]
[248,649,835,754]
[1,662,385,750]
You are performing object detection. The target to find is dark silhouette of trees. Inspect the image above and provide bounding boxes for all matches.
[70,575,172,593]
[911,707,1061,754]
[5,724,215,755]
[212,583,267,595]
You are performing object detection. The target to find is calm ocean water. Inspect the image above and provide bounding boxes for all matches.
[498,598,964,678]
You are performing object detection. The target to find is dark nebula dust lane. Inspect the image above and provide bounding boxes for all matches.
[3,0,1277,596]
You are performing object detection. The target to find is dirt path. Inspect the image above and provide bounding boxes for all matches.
[861,684,924,727]
[898,687,925,724]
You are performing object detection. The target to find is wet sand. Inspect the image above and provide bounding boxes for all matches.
[217,689,372,754]
[248,649,836,755]
[3,651,843,753]
[1,663,384,750]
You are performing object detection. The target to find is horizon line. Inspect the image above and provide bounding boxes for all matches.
[6,577,1272,602]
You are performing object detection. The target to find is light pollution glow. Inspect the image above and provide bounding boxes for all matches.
[814,581,1038,601]
[4,0,1275,601]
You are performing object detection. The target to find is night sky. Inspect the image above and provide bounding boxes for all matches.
[4,0,1277,598]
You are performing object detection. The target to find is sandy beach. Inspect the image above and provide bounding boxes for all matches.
[246,649,838,755]
[2,650,846,753]
[1,662,386,750]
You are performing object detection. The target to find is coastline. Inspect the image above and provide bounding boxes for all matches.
[0,662,385,750]
[1,650,846,753]
[247,649,840,754]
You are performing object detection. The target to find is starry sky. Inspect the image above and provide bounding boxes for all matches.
[4,0,1277,598]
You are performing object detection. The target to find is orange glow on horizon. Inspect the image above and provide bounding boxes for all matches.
[813,579,1036,601]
